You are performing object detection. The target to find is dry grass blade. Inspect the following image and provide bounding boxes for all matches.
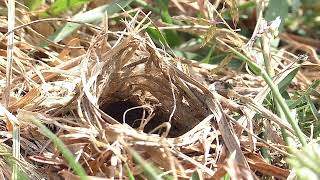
[246,152,290,179]
[206,98,251,172]
[4,1,22,180]
[0,1,317,179]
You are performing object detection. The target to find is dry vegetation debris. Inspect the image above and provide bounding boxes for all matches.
[0,0,319,179]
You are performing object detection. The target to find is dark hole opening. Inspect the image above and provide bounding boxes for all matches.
[100,99,179,137]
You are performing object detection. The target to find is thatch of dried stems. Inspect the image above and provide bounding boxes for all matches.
[0,3,319,179]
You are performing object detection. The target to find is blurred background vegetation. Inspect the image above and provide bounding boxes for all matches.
[1,0,319,179]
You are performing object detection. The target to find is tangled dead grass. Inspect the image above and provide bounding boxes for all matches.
[0,3,319,179]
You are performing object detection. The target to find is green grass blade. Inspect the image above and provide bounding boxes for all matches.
[288,144,320,179]
[289,80,320,108]
[127,147,162,180]
[265,0,289,31]
[261,71,307,146]
[134,0,160,14]
[216,39,261,75]
[146,26,168,47]
[48,0,133,44]
[42,0,91,17]
[264,0,289,47]
[190,170,201,180]
[23,113,87,179]
[153,0,181,47]
[25,0,43,11]
[124,163,135,180]
[277,66,300,94]
[155,0,172,23]
[217,39,307,146]
[12,126,20,180]
[305,94,320,122]
[200,48,213,64]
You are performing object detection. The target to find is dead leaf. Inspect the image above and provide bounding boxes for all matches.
[246,152,290,179]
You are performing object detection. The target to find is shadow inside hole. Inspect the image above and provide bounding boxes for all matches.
[100,99,179,137]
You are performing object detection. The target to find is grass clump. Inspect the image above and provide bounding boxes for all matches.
[0,0,319,179]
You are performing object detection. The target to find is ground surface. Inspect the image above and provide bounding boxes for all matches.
[0,0,319,179]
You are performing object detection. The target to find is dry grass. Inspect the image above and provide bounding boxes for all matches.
[0,1,319,179]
